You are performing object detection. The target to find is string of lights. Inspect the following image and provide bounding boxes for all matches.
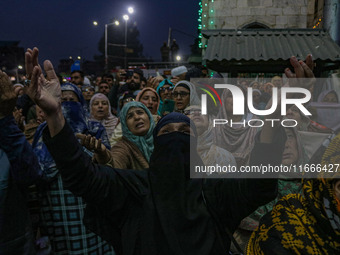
[313,18,322,29]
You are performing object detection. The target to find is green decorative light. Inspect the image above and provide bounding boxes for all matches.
[210,20,214,24]
[211,9,214,13]
[205,3,207,6]
[198,1,203,48]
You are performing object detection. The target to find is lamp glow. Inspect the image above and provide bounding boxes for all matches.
[128,7,134,14]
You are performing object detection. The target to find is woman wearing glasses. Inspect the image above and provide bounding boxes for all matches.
[173,81,200,113]
[156,79,174,115]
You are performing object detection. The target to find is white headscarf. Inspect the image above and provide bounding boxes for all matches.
[89,93,118,138]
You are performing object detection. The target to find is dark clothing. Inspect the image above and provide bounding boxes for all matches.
[16,94,35,119]
[160,44,170,62]
[0,115,41,254]
[170,42,179,61]
[43,122,279,255]
[108,84,119,110]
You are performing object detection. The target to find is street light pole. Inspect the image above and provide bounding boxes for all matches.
[105,24,108,72]
[124,19,127,69]
[123,14,129,69]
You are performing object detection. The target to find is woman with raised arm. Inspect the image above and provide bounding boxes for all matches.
[31,79,114,254]
[25,47,283,255]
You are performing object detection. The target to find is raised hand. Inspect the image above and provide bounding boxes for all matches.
[284,55,315,89]
[25,47,39,80]
[147,76,164,90]
[25,47,64,136]
[76,134,112,164]
[25,49,61,116]
[0,71,17,119]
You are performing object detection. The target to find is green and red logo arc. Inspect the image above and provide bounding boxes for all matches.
[197,83,222,108]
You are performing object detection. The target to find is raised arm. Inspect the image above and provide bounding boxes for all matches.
[25,48,137,210]
[0,71,41,185]
[25,47,65,137]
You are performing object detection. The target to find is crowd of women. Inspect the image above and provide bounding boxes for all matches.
[0,47,339,255]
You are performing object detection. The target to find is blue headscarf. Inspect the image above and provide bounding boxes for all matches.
[120,101,155,162]
[32,83,110,180]
[156,79,174,116]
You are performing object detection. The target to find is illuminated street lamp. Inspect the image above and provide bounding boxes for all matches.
[93,21,98,26]
[128,7,134,14]
[176,55,181,61]
[16,65,23,82]
[123,14,130,68]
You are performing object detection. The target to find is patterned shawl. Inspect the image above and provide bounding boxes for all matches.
[247,133,340,255]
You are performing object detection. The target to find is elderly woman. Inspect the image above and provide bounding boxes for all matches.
[213,86,261,167]
[184,105,236,168]
[247,132,340,254]
[173,80,200,113]
[318,89,339,103]
[232,126,310,252]
[89,93,118,139]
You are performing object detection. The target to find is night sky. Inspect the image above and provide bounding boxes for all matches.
[2,0,198,67]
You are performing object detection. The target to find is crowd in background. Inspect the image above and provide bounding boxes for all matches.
[1,48,340,255]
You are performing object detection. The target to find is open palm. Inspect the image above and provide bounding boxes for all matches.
[25,48,61,116]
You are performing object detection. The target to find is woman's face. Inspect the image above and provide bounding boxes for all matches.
[323,92,338,103]
[140,91,158,114]
[265,84,274,95]
[159,84,173,101]
[286,105,302,123]
[225,92,234,114]
[91,98,109,120]
[185,108,208,136]
[61,91,79,102]
[252,82,260,90]
[253,91,261,104]
[157,122,194,137]
[173,86,190,110]
[282,128,299,165]
[126,107,150,136]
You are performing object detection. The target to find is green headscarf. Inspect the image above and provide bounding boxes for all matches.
[120,101,155,161]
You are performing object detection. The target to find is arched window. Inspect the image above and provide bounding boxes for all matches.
[242,22,269,29]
